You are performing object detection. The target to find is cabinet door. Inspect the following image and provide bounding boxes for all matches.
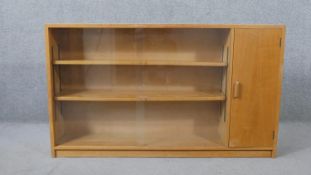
[229,28,283,147]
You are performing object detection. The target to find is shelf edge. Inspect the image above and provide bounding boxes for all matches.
[53,60,227,67]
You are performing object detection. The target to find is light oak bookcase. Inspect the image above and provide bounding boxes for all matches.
[45,24,285,158]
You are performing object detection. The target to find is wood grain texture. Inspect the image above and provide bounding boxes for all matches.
[229,28,283,147]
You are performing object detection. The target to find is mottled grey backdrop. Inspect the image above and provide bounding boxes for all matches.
[0,0,310,122]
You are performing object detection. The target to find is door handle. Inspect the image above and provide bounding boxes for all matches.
[233,81,240,98]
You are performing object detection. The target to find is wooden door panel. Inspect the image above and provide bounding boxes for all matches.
[229,29,283,147]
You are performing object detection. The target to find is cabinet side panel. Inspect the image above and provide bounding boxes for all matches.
[45,27,56,157]
[229,28,283,147]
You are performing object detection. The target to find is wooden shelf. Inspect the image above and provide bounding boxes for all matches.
[53,59,227,67]
[55,129,225,151]
[55,89,225,101]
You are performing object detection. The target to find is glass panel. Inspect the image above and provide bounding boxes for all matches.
[52,28,231,149]
[55,101,224,148]
[52,28,229,64]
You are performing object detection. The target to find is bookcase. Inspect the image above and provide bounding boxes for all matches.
[45,24,285,158]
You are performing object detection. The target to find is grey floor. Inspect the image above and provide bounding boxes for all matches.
[0,122,310,175]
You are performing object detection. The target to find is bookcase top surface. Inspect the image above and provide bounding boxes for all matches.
[45,23,285,29]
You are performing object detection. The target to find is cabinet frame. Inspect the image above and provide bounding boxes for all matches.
[45,24,285,158]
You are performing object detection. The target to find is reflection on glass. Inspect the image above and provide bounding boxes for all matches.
[52,28,231,149]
